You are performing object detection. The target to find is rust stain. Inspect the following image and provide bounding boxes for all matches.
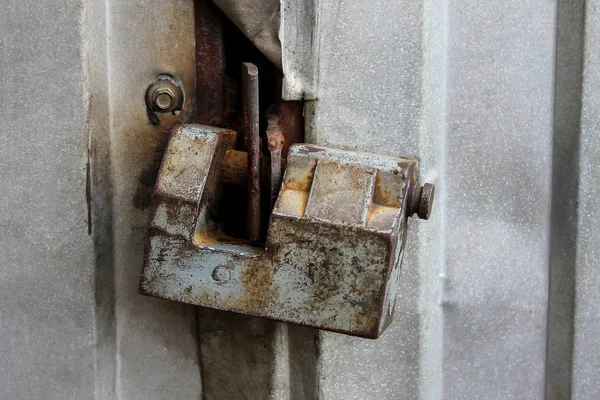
[240,259,277,313]
[276,101,304,156]
[266,106,286,152]
[194,0,226,126]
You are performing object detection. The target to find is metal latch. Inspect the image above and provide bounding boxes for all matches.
[140,64,434,338]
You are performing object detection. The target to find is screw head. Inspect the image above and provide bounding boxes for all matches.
[212,266,230,283]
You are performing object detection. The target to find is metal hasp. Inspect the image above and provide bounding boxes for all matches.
[139,123,434,338]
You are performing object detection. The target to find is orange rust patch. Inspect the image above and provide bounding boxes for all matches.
[240,259,277,312]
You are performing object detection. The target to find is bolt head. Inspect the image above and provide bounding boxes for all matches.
[146,77,182,114]
[418,183,435,220]
[154,91,174,110]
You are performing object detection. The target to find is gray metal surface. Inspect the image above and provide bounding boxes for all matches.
[439,1,554,397]
[572,1,600,399]
[0,1,95,398]
[546,1,586,398]
[286,0,557,398]
[280,0,319,100]
[302,0,426,397]
[94,1,202,399]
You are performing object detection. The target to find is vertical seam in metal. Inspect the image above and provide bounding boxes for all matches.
[545,0,586,398]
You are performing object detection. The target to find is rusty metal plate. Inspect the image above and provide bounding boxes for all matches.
[140,124,418,338]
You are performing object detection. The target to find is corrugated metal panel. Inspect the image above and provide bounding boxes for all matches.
[2,0,599,398]
[293,0,555,398]
[0,1,96,398]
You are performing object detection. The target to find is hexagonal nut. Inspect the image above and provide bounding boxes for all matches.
[146,79,182,113]
[153,87,176,110]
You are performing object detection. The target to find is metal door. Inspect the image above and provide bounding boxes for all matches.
[0,0,598,399]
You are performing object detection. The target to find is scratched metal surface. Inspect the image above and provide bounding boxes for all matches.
[103,0,598,398]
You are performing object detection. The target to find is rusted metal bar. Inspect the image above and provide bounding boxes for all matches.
[242,63,261,242]
[277,101,304,156]
[194,0,226,125]
[266,108,285,208]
